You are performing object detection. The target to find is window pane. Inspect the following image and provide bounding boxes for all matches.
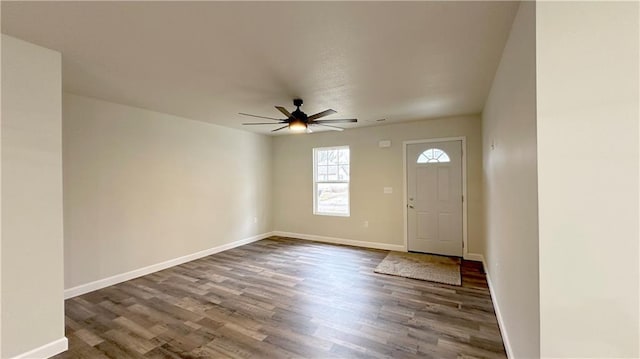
[338,165,350,181]
[316,183,349,215]
[425,149,434,158]
[338,149,350,164]
[327,165,338,181]
[327,150,338,165]
[318,150,328,165]
[317,165,328,181]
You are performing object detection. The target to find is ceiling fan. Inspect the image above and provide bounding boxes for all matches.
[240,99,357,133]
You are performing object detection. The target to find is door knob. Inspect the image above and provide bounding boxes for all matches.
[408,205,414,209]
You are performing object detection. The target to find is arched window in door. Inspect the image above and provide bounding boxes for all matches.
[417,148,450,163]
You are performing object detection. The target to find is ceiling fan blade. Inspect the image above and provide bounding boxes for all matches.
[242,122,287,125]
[307,109,337,121]
[275,106,292,118]
[310,123,344,131]
[311,119,358,123]
[239,113,283,121]
[271,125,289,132]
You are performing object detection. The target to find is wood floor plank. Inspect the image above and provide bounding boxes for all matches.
[54,236,506,358]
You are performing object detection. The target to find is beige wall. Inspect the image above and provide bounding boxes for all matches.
[272,116,483,254]
[63,93,272,289]
[1,35,65,358]
[537,2,639,357]
[1,24,3,359]
[481,3,538,358]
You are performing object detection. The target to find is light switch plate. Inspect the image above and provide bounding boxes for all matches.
[383,187,393,194]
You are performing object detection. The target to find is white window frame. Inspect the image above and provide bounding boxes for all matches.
[313,145,350,217]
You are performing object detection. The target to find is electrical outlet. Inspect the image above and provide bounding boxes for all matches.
[253,217,258,224]
[363,221,369,228]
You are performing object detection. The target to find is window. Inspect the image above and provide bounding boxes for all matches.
[313,146,350,216]
[417,148,450,163]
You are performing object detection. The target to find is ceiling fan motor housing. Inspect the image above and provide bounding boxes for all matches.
[291,99,308,122]
[292,110,308,121]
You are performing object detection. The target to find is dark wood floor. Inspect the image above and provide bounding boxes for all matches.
[55,236,506,359]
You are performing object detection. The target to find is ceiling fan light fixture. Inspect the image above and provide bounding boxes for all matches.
[289,120,307,132]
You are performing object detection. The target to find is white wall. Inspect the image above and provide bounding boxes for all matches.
[537,2,639,357]
[1,35,66,358]
[272,116,483,255]
[481,2,538,358]
[63,94,272,290]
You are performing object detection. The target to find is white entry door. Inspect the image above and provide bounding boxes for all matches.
[407,141,463,256]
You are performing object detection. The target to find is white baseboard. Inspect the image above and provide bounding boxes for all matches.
[481,255,514,359]
[10,337,68,359]
[64,232,274,299]
[464,252,484,261]
[273,231,405,252]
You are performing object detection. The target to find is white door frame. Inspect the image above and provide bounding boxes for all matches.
[403,137,469,258]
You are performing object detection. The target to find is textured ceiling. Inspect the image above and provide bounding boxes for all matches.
[2,1,519,135]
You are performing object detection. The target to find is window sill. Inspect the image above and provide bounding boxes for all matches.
[313,212,350,217]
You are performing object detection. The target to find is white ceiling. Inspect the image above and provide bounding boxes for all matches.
[2,1,519,135]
